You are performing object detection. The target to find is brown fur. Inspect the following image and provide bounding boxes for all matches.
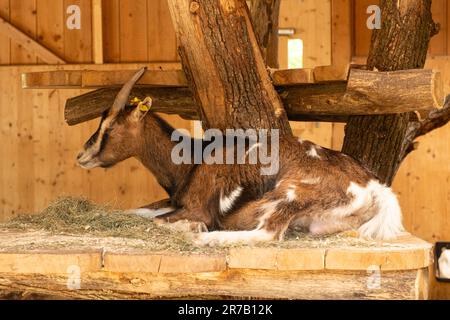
[78,107,382,241]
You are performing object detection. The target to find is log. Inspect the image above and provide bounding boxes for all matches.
[63,68,444,125]
[167,0,292,135]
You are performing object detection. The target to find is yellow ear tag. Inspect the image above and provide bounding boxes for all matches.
[130,97,142,105]
[139,102,150,112]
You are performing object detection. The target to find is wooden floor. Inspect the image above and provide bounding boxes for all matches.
[0,230,432,300]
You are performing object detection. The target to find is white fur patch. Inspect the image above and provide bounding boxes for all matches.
[258,199,282,229]
[245,142,261,157]
[306,146,321,159]
[127,207,175,219]
[357,180,404,240]
[286,185,296,202]
[275,179,284,188]
[194,229,274,246]
[438,249,450,279]
[298,137,304,144]
[331,182,371,218]
[300,177,321,185]
[220,186,243,214]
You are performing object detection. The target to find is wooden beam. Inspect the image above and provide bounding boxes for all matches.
[0,17,66,65]
[63,68,445,125]
[22,68,316,89]
[91,0,104,64]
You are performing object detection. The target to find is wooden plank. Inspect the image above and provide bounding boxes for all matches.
[91,0,103,64]
[228,247,325,271]
[0,251,102,273]
[353,0,377,57]
[0,17,65,64]
[0,268,424,300]
[278,0,332,69]
[326,247,432,271]
[0,0,10,65]
[447,1,450,56]
[314,0,352,80]
[60,68,444,125]
[104,253,227,273]
[102,0,120,62]
[10,0,38,64]
[119,0,148,62]
[36,0,65,64]
[64,0,93,63]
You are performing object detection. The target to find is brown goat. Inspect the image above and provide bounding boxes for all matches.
[77,68,405,246]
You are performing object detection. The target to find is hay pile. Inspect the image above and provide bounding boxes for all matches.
[5,197,198,252]
[2,197,380,252]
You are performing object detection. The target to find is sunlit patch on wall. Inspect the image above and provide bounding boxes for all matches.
[287,39,303,69]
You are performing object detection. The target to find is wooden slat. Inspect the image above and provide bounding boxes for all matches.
[0,17,65,64]
[92,0,103,64]
[10,0,38,64]
[64,0,93,63]
[119,0,147,62]
[36,0,65,64]
[102,0,120,62]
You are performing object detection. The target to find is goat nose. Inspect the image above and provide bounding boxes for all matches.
[77,152,83,160]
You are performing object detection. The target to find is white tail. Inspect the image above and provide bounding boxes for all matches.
[358,181,404,240]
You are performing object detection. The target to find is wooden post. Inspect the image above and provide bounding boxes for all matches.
[167,0,292,136]
[91,0,103,64]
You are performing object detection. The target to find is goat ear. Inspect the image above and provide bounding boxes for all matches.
[131,97,152,122]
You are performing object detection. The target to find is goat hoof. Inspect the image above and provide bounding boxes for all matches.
[157,219,208,233]
[191,233,215,247]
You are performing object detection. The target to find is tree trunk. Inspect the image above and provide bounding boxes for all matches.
[249,0,280,68]
[167,0,292,136]
[342,0,439,185]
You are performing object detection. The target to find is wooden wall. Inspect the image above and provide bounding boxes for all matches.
[349,0,450,300]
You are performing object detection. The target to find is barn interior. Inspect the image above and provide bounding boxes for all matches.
[0,0,448,299]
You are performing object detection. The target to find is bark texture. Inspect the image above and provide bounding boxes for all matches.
[168,0,292,136]
[342,0,439,185]
[249,0,281,68]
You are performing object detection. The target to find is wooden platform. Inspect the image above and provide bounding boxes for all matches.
[0,230,432,300]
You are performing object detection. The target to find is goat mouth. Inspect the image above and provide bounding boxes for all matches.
[77,159,101,169]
